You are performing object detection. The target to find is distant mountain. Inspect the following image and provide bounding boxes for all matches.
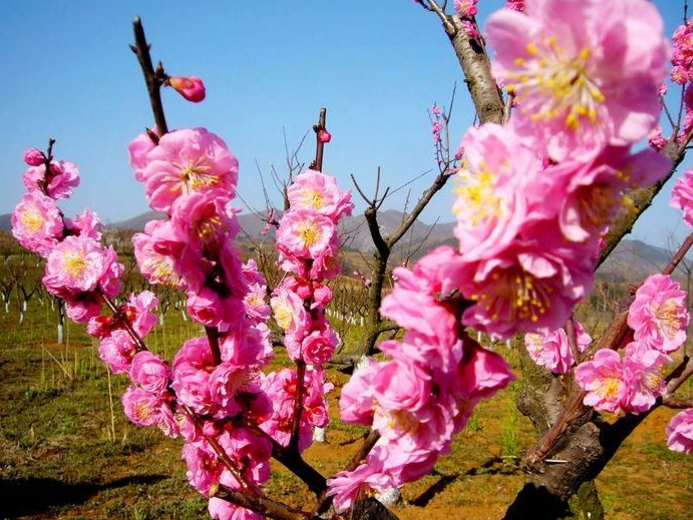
[597,239,678,281]
[3,207,689,282]
[0,214,10,233]
[109,211,167,231]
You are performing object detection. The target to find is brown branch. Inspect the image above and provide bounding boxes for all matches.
[661,395,693,409]
[131,17,169,137]
[420,1,505,125]
[289,359,307,452]
[663,232,693,276]
[564,317,581,367]
[310,108,327,172]
[205,325,222,365]
[386,173,451,249]
[215,485,314,520]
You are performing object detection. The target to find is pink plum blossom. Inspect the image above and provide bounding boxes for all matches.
[270,286,309,334]
[299,321,340,365]
[452,123,540,261]
[554,147,671,243]
[170,190,240,250]
[454,0,478,17]
[486,0,669,161]
[524,321,592,374]
[171,336,217,415]
[456,230,594,338]
[43,235,116,296]
[128,131,157,181]
[132,219,185,288]
[666,408,693,453]
[209,363,261,418]
[186,286,245,329]
[456,343,515,401]
[326,457,396,511]
[140,128,238,213]
[209,499,262,520]
[121,385,178,437]
[11,192,63,257]
[622,342,670,414]
[672,20,693,85]
[243,283,270,322]
[317,129,332,143]
[575,349,626,414]
[627,274,689,353]
[671,168,693,228]
[340,357,379,426]
[287,170,353,221]
[23,160,80,200]
[130,351,170,394]
[168,76,206,103]
[23,148,45,166]
[182,442,221,494]
[275,210,336,260]
[99,330,138,374]
[65,208,103,241]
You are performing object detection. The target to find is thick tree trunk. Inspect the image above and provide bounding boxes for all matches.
[515,347,604,520]
[503,412,646,520]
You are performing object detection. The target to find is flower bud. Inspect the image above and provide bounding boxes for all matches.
[23,148,46,166]
[318,129,332,143]
[167,76,206,103]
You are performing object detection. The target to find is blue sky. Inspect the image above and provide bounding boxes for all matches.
[0,0,690,247]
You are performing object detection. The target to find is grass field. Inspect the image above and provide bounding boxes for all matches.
[1,287,693,520]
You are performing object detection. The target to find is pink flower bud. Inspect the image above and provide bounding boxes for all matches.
[167,76,206,103]
[23,148,46,166]
[318,129,332,143]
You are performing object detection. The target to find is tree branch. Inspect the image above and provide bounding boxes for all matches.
[131,17,169,137]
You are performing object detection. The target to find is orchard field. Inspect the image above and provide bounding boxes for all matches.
[1,242,692,520]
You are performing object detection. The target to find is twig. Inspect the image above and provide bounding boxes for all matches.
[205,326,222,365]
[311,108,327,173]
[131,17,168,137]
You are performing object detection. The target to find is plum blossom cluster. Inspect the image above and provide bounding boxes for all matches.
[439,0,671,339]
[574,274,688,415]
[649,19,693,151]
[328,246,514,509]
[266,169,353,449]
[127,126,286,519]
[12,148,125,323]
[14,133,281,520]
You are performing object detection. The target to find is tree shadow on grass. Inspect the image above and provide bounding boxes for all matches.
[411,457,523,507]
[0,474,167,518]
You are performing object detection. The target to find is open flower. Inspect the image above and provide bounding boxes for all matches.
[628,274,689,353]
[140,128,238,213]
[575,349,626,414]
[11,192,63,257]
[486,0,669,161]
[666,408,693,453]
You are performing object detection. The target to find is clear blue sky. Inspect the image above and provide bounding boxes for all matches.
[0,0,689,247]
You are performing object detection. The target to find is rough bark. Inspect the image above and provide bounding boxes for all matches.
[503,412,646,520]
[445,14,505,125]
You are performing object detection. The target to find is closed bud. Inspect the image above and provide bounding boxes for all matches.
[23,148,46,166]
[318,129,332,143]
[167,76,206,103]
